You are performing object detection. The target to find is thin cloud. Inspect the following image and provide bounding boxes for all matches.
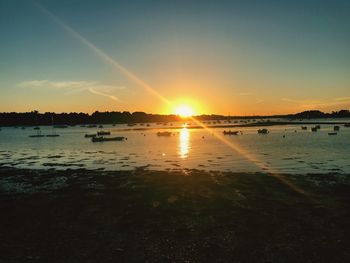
[281,97,350,109]
[239,92,254,96]
[88,87,120,102]
[333,96,350,102]
[18,80,124,102]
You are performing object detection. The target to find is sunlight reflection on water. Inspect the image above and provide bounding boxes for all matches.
[0,121,350,174]
[179,127,190,158]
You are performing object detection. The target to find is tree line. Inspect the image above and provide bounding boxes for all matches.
[0,109,349,126]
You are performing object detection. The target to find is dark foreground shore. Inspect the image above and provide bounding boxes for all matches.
[0,167,349,262]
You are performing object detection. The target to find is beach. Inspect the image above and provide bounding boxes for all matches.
[1,167,349,262]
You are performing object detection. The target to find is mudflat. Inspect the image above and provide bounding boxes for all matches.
[0,167,349,262]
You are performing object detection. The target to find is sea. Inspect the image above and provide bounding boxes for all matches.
[1,119,350,174]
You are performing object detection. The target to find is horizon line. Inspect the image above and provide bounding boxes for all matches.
[0,109,349,118]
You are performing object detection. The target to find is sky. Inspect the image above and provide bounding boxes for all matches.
[0,0,349,115]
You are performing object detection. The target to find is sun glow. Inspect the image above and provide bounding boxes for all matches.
[174,105,194,118]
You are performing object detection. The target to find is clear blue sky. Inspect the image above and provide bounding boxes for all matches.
[0,0,349,114]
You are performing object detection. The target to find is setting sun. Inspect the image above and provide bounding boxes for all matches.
[174,105,194,118]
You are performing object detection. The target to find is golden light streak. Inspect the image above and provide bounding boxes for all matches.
[188,116,309,196]
[33,1,309,198]
[32,0,170,106]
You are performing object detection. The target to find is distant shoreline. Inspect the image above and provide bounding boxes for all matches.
[0,109,349,127]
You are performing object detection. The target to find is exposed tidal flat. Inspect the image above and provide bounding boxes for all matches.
[0,166,349,262]
[1,120,350,262]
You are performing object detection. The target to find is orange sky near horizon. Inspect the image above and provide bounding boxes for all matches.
[0,1,349,116]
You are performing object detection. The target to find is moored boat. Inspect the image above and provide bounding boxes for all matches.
[29,128,44,138]
[48,117,60,137]
[157,131,172,137]
[29,134,45,138]
[334,126,340,131]
[97,131,111,136]
[328,132,337,136]
[258,128,269,134]
[53,125,68,129]
[91,136,126,142]
[223,130,239,135]
[46,134,60,137]
[301,126,307,130]
[85,134,97,138]
[311,127,317,132]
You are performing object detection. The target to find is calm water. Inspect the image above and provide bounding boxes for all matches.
[0,120,349,174]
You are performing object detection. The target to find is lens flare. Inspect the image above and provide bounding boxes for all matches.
[32,0,311,199]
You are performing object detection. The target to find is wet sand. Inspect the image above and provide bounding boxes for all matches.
[0,167,349,262]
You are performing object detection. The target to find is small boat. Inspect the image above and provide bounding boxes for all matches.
[48,117,60,137]
[157,131,172,137]
[53,125,68,129]
[29,128,44,138]
[301,126,307,130]
[98,125,104,128]
[311,127,317,132]
[33,126,40,130]
[328,132,337,136]
[87,124,97,128]
[315,125,321,129]
[223,130,239,135]
[127,123,136,127]
[29,134,45,138]
[91,136,126,142]
[344,123,350,127]
[46,134,60,137]
[258,128,269,134]
[97,131,111,136]
[85,134,97,138]
[334,126,340,131]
